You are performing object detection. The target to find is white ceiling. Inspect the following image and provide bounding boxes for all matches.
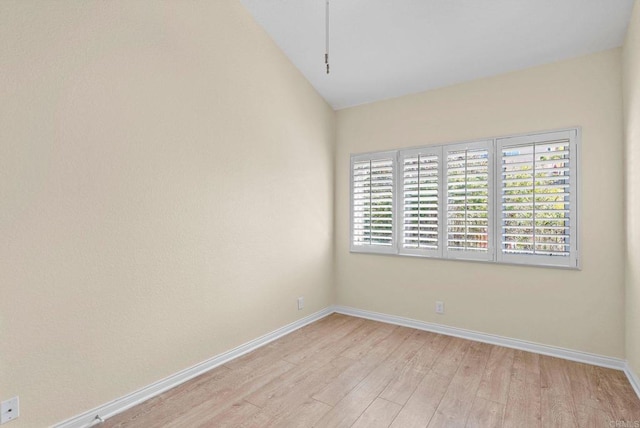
[240,0,634,110]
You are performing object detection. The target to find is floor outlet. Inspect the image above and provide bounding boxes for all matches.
[435,301,445,314]
[0,397,19,424]
[297,297,304,310]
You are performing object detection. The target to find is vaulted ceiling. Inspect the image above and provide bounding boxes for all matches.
[240,0,634,109]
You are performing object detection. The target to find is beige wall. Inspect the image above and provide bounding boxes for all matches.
[1,0,636,425]
[336,49,625,358]
[0,1,335,426]
[624,0,640,378]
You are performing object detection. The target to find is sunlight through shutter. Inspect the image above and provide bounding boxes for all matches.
[350,129,577,267]
[400,148,442,256]
[352,156,394,249]
[445,142,492,260]
[497,130,577,267]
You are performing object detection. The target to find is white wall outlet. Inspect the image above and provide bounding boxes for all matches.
[435,301,445,314]
[0,397,19,424]
[297,297,304,310]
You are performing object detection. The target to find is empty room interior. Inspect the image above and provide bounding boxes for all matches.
[2,0,640,427]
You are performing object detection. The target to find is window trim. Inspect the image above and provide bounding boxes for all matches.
[349,128,580,269]
[397,146,444,258]
[350,150,398,255]
[443,140,495,263]
[495,129,579,268]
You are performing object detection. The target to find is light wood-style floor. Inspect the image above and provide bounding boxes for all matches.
[105,314,640,427]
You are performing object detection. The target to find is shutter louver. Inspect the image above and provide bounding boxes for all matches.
[350,129,577,267]
[402,152,440,253]
[446,146,491,258]
[352,157,394,248]
[500,139,571,258]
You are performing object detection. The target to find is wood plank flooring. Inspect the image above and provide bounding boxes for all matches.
[104,314,640,427]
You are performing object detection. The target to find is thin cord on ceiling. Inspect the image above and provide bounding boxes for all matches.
[325,0,330,74]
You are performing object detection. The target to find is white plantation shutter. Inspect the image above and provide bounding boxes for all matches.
[399,147,442,256]
[496,130,577,267]
[349,128,579,268]
[351,152,396,253]
[445,141,493,261]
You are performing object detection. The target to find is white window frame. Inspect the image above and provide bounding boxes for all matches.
[397,146,444,258]
[495,129,578,268]
[348,128,580,269]
[350,151,398,255]
[443,140,494,262]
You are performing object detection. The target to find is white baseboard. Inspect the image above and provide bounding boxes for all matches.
[625,363,640,399]
[53,307,334,428]
[337,305,640,401]
[333,305,627,371]
[54,304,640,427]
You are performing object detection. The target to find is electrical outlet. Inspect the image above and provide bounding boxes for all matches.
[297,297,304,310]
[1,397,19,424]
[435,301,444,314]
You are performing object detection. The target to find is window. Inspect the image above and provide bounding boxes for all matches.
[350,151,396,254]
[350,129,579,268]
[399,147,442,257]
[445,141,493,261]
[496,130,577,267]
